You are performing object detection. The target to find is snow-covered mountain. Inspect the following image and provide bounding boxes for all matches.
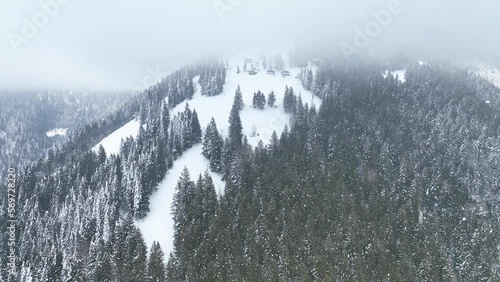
[5,52,500,281]
[91,53,322,255]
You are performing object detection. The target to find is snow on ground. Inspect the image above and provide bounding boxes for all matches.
[46,128,68,137]
[471,62,500,89]
[139,53,322,255]
[383,69,406,83]
[92,118,140,155]
[418,60,427,66]
[136,143,225,256]
[172,53,322,147]
[392,70,407,83]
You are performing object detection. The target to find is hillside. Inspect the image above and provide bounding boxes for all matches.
[135,53,322,256]
[2,53,500,281]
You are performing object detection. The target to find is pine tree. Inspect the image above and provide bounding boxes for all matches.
[171,168,197,280]
[172,167,193,224]
[283,86,297,114]
[202,171,218,221]
[134,171,150,219]
[155,139,167,182]
[161,102,170,140]
[115,215,135,281]
[304,69,314,90]
[228,100,243,148]
[165,254,178,281]
[234,85,244,111]
[268,91,276,107]
[221,137,233,180]
[46,250,63,282]
[67,260,87,282]
[191,109,202,144]
[202,118,224,173]
[98,145,107,164]
[147,241,166,282]
[259,92,266,109]
[129,228,148,282]
[182,103,193,149]
[252,91,266,109]
[270,130,279,151]
[94,253,113,282]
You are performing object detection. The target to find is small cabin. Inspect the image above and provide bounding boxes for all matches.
[245,58,253,64]
[267,70,275,75]
[281,70,291,77]
[249,70,257,75]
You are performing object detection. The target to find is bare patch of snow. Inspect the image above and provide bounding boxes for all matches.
[393,70,406,83]
[92,118,140,155]
[382,69,406,83]
[382,70,389,79]
[46,128,68,137]
[136,144,224,256]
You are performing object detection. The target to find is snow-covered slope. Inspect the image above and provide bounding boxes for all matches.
[172,54,322,147]
[92,118,140,155]
[383,69,406,83]
[136,144,225,257]
[137,53,322,255]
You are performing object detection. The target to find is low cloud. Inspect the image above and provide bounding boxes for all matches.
[1,0,499,91]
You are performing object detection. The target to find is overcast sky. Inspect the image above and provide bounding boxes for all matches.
[0,0,499,92]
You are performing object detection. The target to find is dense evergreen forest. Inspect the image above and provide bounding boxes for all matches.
[0,91,132,173]
[1,55,500,281]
